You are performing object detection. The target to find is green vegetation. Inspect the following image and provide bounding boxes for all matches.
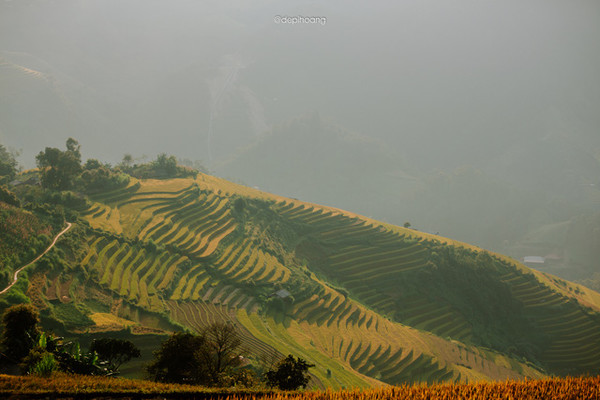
[89,338,141,373]
[0,304,41,365]
[146,332,208,384]
[120,153,197,180]
[265,355,314,390]
[36,138,83,191]
[146,323,263,388]
[0,144,19,185]
[0,305,140,377]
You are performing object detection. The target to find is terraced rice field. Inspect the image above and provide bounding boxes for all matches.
[165,301,275,359]
[284,281,531,385]
[86,180,237,260]
[81,234,188,311]
[271,198,600,377]
[273,200,473,342]
[77,178,600,385]
[499,269,600,374]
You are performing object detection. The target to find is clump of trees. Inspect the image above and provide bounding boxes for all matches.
[32,139,201,195]
[146,323,314,390]
[147,322,246,387]
[36,138,83,191]
[6,138,200,200]
[34,138,129,194]
[118,153,197,180]
[80,158,129,193]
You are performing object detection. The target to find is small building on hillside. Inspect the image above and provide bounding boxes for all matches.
[523,256,545,268]
[272,289,291,299]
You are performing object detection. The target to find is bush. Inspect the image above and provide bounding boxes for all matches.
[89,338,140,373]
[0,185,20,207]
[126,154,197,180]
[42,190,88,210]
[79,165,129,194]
[22,348,57,377]
[265,355,314,390]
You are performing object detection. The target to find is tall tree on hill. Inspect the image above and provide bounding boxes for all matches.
[198,322,243,386]
[36,138,82,190]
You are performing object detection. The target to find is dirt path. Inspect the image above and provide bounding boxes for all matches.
[0,222,72,295]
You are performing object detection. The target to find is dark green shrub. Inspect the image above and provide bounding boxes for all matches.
[265,354,314,390]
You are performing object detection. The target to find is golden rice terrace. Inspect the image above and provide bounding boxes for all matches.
[57,174,600,388]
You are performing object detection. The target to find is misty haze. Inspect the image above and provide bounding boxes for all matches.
[1,0,600,394]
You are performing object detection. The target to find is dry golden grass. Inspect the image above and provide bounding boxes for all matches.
[1,373,598,400]
[89,312,136,331]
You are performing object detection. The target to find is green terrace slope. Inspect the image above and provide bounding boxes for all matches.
[49,174,600,386]
[0,201,57,290]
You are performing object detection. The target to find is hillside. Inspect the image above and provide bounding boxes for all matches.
[0,202,57,290]
[3,1,600,298]
[3,171,598,387]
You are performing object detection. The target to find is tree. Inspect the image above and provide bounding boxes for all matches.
[66,138,81,159]
[147,324,245,386]
[118,154,134,172]
[154,153,178,177]
[84,158,102,170]
[198,322,243,386]
[36,138,82,190]
[0,304,41,365]
[0,185,20,207]
[80,163,129,193]
[0,144,19,183]
[265,354,315,390]
[146,332,207,384]
[90,338,141,373]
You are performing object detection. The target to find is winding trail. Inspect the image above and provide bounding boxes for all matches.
[0,222,72,295]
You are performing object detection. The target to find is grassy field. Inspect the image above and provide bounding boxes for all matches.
[0,374,598,400]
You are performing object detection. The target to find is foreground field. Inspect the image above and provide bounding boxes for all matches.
[1,374,598,400]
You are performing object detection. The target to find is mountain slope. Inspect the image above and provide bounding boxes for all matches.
[42,173,597,386]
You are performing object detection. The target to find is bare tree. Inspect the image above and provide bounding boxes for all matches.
[198,322,243,385]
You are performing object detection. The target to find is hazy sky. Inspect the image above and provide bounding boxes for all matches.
[1,0,599,251]
[2,0,599,166]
